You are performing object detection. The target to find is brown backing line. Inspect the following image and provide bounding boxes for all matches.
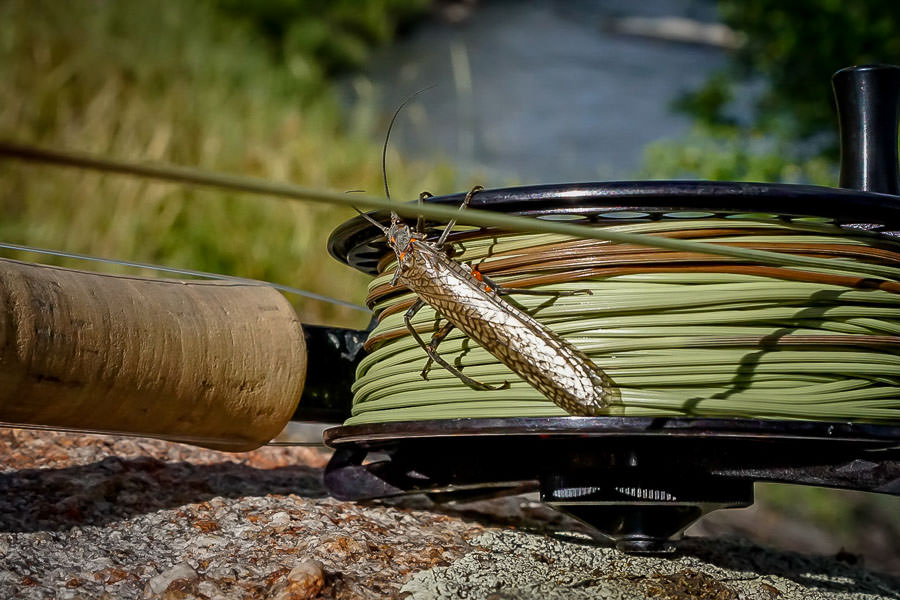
[471,248,900,279]
[436,225,899,248]
[374,227,824,273]
[469,243,900,274]
[491,265,900,294]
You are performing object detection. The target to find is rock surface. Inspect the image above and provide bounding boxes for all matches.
[402,530,900,599]
[1,428,898,599]
[0,429,482,599]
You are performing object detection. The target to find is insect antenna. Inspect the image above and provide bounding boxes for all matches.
[353,206,388,234]
[381,86,436,221]
[345,190,388,234]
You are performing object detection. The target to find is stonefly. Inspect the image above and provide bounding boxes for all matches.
[356,188,620,416]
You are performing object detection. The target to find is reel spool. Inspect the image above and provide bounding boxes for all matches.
[318,65,900,552]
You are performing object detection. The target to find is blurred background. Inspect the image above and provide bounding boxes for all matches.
[1,0,898,573]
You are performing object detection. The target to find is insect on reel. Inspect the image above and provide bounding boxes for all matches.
[319,65,900,552]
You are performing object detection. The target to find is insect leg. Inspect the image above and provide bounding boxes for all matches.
[435,185,483,248]
[405,300,509,391]
[420,320,455,379]
[471,264,592,297]
[416,191,432,234]
[495,285,592,297]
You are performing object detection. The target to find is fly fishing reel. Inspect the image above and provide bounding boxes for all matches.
[310,65,900,552]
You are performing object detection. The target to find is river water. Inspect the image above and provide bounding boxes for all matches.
[359,0,728,184]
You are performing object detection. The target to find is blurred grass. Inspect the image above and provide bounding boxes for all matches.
[0,0,452,329]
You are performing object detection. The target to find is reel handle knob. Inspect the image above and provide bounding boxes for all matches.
[833,64,900,196]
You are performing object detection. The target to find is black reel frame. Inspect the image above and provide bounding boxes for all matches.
[322,418,900,553]
[309,65,900,552]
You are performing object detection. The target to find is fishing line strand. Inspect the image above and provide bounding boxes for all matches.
[0,241,370,312]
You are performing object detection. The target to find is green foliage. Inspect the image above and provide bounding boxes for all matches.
[686,0,900,142]
[214,0,429,79]
[640,125,837,183]
[643,1,900,183]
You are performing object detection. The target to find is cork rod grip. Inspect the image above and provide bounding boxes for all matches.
[0,258,307,451]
